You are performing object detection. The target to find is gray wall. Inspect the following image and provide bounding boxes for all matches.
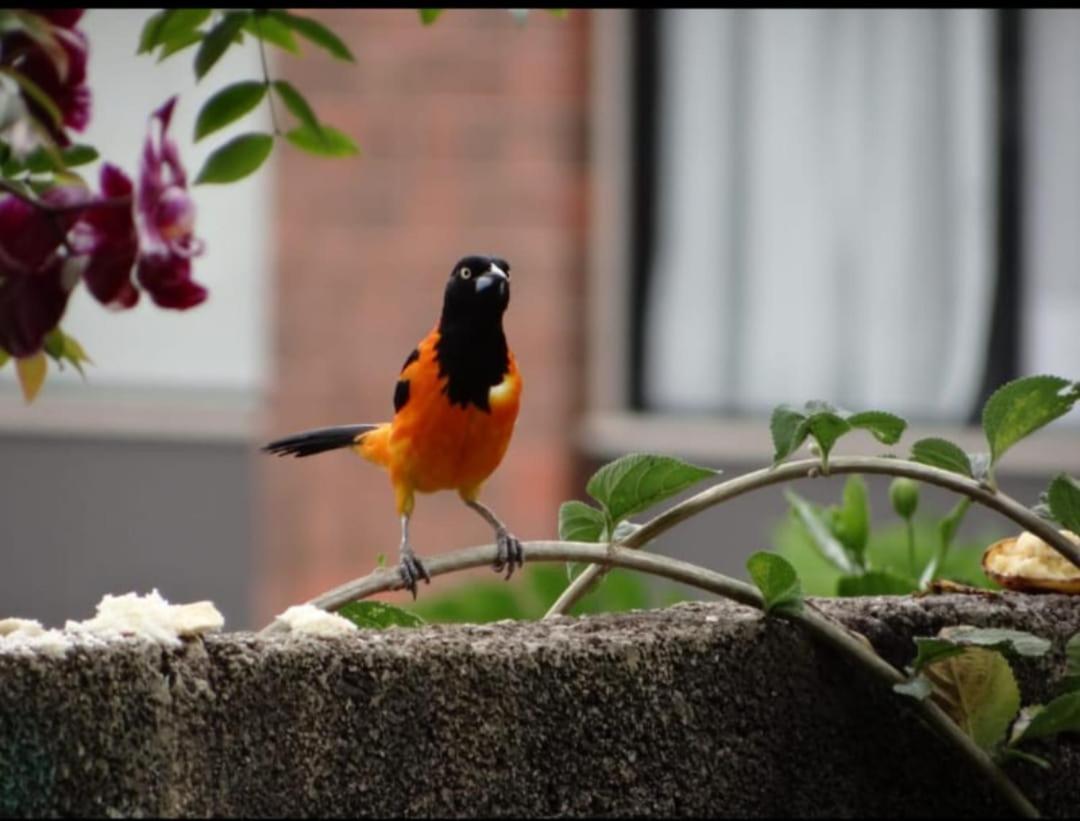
[0,434,253,630]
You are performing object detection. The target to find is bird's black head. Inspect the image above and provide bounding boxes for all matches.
[440,255,511,327]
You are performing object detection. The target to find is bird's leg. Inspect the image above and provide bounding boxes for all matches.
[397,514,430,599]
[465,500,523,580]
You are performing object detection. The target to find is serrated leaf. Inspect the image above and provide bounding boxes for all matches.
[285,124,359,157]
[832,476,870,562]
[894,675,932,700]
[195,11,250,80]
[194,81,266,141]
[419,9,444,25]
[847,410,907,446]
[558,501,606,543]
[270,11,354,61]
[806,411,852,465]
[245,13,300,54]
[157,29,203,61]
[15,352,46,403]
[746,551,803,614]
[785,490,861,575]
[195,132,274,184]
[982,375,1080,467]
[338,600,425,629]
[1047,474,1080,536]
[924,646,1020,751]
[272,81,323,142]
[770,405,809,464]
[836,570,917,597]
[586,453,718,524]
[911,437,973,477]
[914,626,1051,673]
[1012,691,1080,745]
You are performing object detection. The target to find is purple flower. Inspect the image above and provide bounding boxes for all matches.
[77,164,139,310]
[0,187,89,357]
[134,97,206,310]
[3,10,91,144]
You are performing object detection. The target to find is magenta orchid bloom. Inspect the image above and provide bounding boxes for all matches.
[5,9,91,144]
[134,96,207,310]
[76,163,139,310]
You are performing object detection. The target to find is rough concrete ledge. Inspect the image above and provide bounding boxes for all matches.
[3,594,1080,817]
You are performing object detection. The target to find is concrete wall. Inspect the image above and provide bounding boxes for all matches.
[2,593,1079,817]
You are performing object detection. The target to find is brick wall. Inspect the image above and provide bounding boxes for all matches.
[257,9,590,621]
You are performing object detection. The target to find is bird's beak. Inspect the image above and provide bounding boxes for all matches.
[474,264,509,296]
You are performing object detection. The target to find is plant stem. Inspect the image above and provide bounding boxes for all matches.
[266,540,1039,818]
[0,178,130,214]
[253,12,282,137]
[545,456,1080,619]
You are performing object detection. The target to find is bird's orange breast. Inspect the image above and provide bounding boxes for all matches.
[386,330,521,497]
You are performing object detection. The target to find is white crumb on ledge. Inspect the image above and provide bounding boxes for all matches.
[0,590,225,656]
[273,604,358,636]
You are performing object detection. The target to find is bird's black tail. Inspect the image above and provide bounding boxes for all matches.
[262,424,378,458]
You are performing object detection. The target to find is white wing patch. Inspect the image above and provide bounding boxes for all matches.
[489,372,517,406]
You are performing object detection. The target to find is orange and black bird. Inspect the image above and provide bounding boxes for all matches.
[263,255,523,598]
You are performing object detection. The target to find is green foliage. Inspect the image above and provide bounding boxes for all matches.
[194,132,273,183]
[285,124,359,157]
[194,11,249,80]
[1046,474,1080,535]
[419,9,444,25]
[836,571,915,596]
[269,10,354,61]
[982,375,1080,473]
[244,12,300,54]
[746,551,803,614]
[924,646,1020,752]
[911,438,974,478]
[783,480,867,576]
[558,500,606,542]
[586,453,718,527]
[194,81,266,141]
[889,477,920,520]
[339,600,426,629]
[769,401,907,468]
[273,81,323,140]
[774,507,996,597]
[1011,692,1080,745]
[912,628,1051,673]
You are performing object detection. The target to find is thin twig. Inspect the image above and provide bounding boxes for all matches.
[263,541,1038,817]
[545,456,1080,619]
[253,12,282,137]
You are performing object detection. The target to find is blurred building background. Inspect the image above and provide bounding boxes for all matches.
[0,9,1077,629]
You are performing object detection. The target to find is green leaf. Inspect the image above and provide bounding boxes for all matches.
[1047,474,1080,536]
[338,601,426,629]
[194,132,274,184]
[913,626,1051,673]
[558,501,606,543]
[746,552,803,614]
[61,144,98,167]
[157,28,204,61]
[270,11,354,61]
[806,411,852,466]
[42,329,64,361]
[195,11,250,80]
[138,11,168,54]
[831,476,870,563]
[1065,632,1080,690]
[1012,691,1080,745]
[847,410,907,446]
[194,81,267,141]
[547,9,569,19]
[419,9,444,25]
[245,13,300,54]
[770,405,810,465]
[0,349,8,370]
[785,490,861,575]
[911,437,973,478]
[982,375,1080,467]
[272,81,323,141]
[836,570,917,597]
[585,453,718,525]
[999,742,1052,769]
[285,124,359,157]
[920,497,973,587]
[893,675,932,700]
[924,646,1020,751]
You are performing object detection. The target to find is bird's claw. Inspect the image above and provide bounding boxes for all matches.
[492,529,524,580]
[398,553,430,599]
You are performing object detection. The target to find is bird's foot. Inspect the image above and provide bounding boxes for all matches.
[492,529,524,580]
[398,552,431,599]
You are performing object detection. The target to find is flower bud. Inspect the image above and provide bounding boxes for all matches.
[889,477,919,520]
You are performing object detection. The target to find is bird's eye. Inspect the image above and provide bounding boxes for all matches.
[459,267,472,279]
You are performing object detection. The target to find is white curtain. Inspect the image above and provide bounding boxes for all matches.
[643,9,997,421]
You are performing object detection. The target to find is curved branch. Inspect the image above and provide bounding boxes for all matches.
[545,455,1080,619]
[262,541,1037,817]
